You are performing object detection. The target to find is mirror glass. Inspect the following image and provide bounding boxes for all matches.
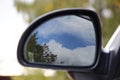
[24,15,96,66]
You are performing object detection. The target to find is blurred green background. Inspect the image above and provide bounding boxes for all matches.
[7,0,120,80]
[14,0,120,46]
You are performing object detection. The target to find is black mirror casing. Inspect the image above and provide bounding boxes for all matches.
[17,9,102,72]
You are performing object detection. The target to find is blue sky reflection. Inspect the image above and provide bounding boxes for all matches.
[36,15,95,49]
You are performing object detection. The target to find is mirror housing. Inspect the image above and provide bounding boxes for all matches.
[17,9,102,71]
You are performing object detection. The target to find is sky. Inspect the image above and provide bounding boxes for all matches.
[28,15,96,66]
[0,0,28,76]
[36,15,96,49]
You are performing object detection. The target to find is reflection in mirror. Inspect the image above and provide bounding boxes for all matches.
[24,15,96,66]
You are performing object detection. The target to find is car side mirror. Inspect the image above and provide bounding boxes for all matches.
[17,9,102,71]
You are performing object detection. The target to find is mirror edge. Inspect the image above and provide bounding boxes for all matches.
[17,8,102,72]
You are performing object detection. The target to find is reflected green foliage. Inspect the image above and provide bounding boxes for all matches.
[26,32,57,63]
[14,0,120,80]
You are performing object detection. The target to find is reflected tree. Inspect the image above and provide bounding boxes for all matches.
[42,43,57,63]
[26,32,57,63]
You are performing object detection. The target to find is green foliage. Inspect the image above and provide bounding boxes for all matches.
[14,0,88,23]
[14,0,120,46]
[26,32,57,63]
[11,71,70,80]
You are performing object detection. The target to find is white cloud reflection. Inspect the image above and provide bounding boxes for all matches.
[47,40,95,66]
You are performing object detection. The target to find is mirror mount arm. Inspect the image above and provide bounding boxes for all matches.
[104,25,120,79]
[67,50,110,80]
[67,71,107,80]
